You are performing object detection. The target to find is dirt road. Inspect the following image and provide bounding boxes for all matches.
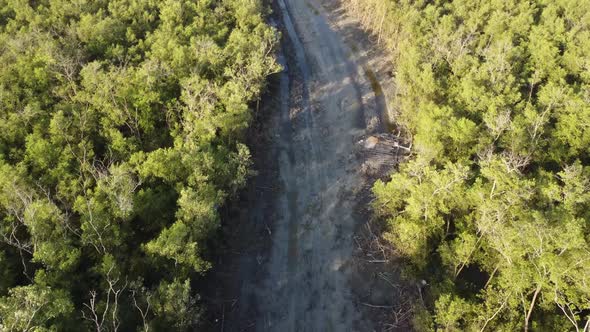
[208,0,396,330]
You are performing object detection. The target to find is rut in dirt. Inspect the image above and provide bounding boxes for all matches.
[204,0,400,331]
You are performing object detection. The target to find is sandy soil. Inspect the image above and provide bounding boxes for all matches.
[203,0,406,331]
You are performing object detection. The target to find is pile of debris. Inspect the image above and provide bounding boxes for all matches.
[356,133,411,177]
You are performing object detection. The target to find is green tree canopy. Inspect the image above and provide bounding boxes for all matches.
[0,0,279,330]
[350,0,590,330]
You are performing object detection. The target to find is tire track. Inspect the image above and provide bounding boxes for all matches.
[221,0,390,330]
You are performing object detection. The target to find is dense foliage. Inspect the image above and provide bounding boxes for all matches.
[348,0,590,330]
[0,0,278,330]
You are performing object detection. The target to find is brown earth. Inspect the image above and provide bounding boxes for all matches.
[201,0,414,331]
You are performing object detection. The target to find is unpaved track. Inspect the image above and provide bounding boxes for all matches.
[221,0,389,330]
